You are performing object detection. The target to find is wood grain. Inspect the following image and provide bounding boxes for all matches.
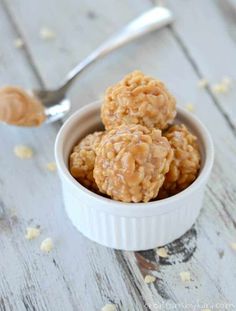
[167,0,236,132]
[0,0,236,310]
[0,1,149,310]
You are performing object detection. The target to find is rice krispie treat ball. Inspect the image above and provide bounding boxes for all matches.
[101,71,176,130]
[158,124,201,198]
[94,125,173,203]
[69,131,104,190]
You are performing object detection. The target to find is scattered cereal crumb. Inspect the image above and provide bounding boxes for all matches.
[46,162,57,172]
[198,78,208,88]
[14,38,24,48]
[14,145,33,159]
[212,84,228,94]
[40,27,56,40]
[101,304,116,311]
[179,271,191,282]
[230,242,236,251]
[25,227,40,240]
[40,238,53,253]
[185,103,195,112]
[222,76,232,87]
[212,76,232,94]
[144,274,156,284]
[156,247,169,258]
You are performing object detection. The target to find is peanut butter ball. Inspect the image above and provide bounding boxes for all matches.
[94,125,173,203]
[69,131,104,190]
[101,71,176,130]
[158,124,201,198]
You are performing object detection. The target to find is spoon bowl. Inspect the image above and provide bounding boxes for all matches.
[32,88,71,123]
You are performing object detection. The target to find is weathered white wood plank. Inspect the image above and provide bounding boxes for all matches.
[1,0,236,309]
[166,0,236,131]
[0,5,38,87]
[120,24,236,307]
[3,0,148,88]
[0,2,81,310]
[0,1,148,310]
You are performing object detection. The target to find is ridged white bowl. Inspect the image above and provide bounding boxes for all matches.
[55,101,214,251]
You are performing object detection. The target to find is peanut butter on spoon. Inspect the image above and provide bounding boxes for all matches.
[0,86,46,127]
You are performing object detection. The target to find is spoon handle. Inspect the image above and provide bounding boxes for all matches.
[60,7,173,91]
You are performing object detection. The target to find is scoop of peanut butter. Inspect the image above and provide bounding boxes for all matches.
[0,86,46,127]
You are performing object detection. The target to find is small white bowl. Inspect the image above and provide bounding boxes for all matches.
[55,101,214,251]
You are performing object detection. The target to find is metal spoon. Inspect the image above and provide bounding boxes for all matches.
[33,7,173,124]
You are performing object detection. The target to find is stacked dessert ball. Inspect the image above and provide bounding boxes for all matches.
[69,71,201,203]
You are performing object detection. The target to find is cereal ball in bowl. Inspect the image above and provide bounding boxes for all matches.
[94,124,173,203]
[55,101,214,250]
[69,131,104,190]
[158,124,201,198]
[101,70,176,130]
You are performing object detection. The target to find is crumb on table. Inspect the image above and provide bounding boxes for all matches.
[144,274,156,284]
[179,271,191,282]
[101,304,116,311]
[230,242,236,251]
[185,103,195,112]
[39,27,56,40]
[156,247,169,258]
[198,78,208,88]
[212,76,232,94]
[46,162,57,172]
[14,38,24,48]
[25,227,40,240]
[40,238,53,253]
[14,145,33,159]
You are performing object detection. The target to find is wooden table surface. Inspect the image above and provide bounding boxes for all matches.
[1,0,236,310]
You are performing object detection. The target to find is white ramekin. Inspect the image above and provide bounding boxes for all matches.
[55,101,214,251]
